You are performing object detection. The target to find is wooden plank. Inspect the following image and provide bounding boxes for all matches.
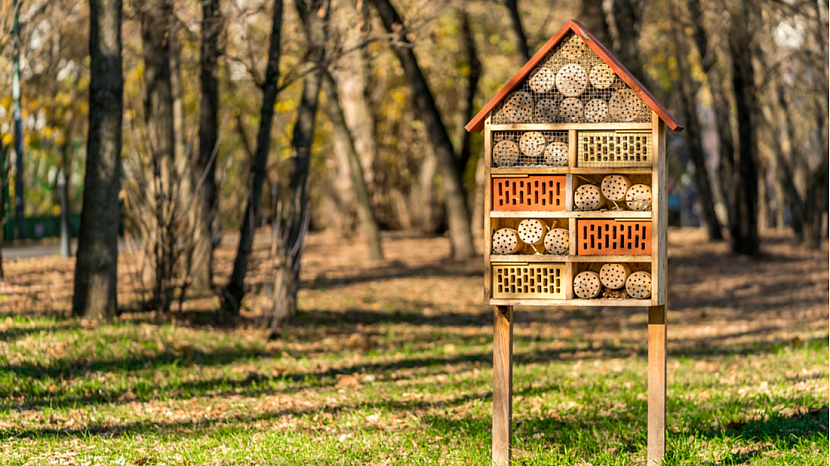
[491,123,654,132]
[493,305,513,465]
[489,167,651,176]
[651,113,667,305]
[568,220,578,256]
[489,254,651,263]
[568,128,578,169]
[491,211,652,219]
[648,305,667,466]
[564,262,574,299]
[484,117,493,303]
[565,175,574,212]
[489,298,652,307]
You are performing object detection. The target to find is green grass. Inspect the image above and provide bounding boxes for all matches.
[1,230,828,464]
[1,313,826,465]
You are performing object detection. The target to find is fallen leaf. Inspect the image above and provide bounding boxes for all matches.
[335,374,360,388]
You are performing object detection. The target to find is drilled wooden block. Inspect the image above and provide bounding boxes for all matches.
[573,271,602,298]
[544,228,569,255]
[626,184,652,211]
[599,263,631,289]
[576,219,652,255]
[626,271,652,299]
[492,228,523,255]
[492,263,565,299]
[544,141,569,167]
[492,176,566,211]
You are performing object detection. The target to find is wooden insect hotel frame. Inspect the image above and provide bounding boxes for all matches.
[465,20,683,465]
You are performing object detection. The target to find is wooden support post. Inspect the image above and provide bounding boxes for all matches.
[647,304,667,465]
[493,305,513,465]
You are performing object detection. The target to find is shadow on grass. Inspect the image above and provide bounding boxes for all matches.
[7,336,825,412]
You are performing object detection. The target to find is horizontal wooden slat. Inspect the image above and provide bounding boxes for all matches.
[489,298,652,307]
[491,167,652,175]
[489,254,652,263]
[490,211,652,219]
[490,123,653,131]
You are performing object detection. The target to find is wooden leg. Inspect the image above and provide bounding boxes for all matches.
[493,305,513,465]
[647,305,667,465]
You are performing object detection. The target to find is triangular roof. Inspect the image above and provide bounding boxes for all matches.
[465,20,683,133]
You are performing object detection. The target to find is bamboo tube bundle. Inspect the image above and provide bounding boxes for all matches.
[493,140,520,167]
[625,271,652,299]
[544,141,568,167]
[517,219,548,246]
[585,99,608,123]
[528,67,555,93]
[599,263,631,290]
[555,64,588,96]
[492,228,523,255]
[559,97,583,121]
[625,184,652,211]
[574,184,605,211]
[574,271,602,299]
[589,63,614,89]
[535,98,557,123]
[609,89,641,122]
[600,175,632,202]
[502,91,533,123]
[519,132,547,162]
[543,228,569,255]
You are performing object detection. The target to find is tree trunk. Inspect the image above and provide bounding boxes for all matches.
[727,0,759,255]
[0,145,7,278]
[141,0,177,312]
[670,11,723,240]
[222,0,284,312]
[370,0,475,260]
[687,0,736,227]
[273,0,329,322]
[456,7,481,174]
[12,0,24,241]
[59,134,72,258]
[72,0,123,319]
[580,0,612,47]
[504,0,530,63]
[321,71,384,260]
[193,0,221,292]
[611,0,646,84]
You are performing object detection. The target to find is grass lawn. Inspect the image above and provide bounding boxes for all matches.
[0,229,827,465]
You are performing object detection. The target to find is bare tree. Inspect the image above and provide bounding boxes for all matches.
[193,0,222,292]
[272,0,330,322]
[669,2,723,240]
[223,0,284,312]
[370,0,475,260]
[727,0,760,255]
[322,70,384,260]
[72,0,123,319]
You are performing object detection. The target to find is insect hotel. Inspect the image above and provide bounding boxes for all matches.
[465,20,683,465]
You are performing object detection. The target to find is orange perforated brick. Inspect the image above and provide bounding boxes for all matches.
[492,175,566,211]
[576,219,651,255]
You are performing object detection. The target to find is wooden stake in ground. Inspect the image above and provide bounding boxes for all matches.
[493,305,513,465]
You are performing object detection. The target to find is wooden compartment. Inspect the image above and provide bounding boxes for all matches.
[573,173,651,212]
[572,262,651,300]
[577,130,652,168]
[492,262,566,299]
[576,219,651,255]
[492,175,566,211]
[490,217,570,255]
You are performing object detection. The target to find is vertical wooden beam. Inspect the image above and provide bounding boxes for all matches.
[493,305,513,465]
[651,112,667,305]
[648,304,667,465]
[484,116,493,303]
[568,129,577,168]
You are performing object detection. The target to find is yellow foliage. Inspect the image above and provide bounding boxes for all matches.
[2,134,12,145]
